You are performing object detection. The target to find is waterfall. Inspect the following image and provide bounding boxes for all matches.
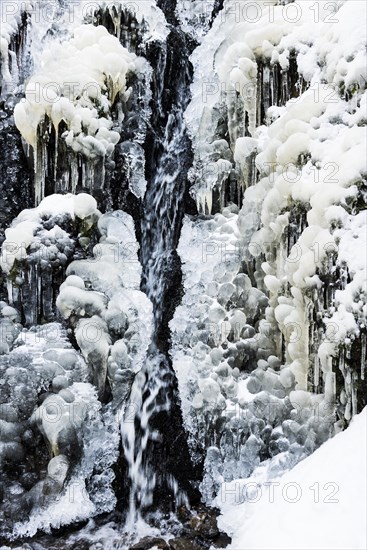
[120,9,196,530]
[0,0,366,547]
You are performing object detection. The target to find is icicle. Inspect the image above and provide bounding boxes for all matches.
[201,193,206,215]
[345,399,352,422]
[351,372,358,418]
[101,157,106,189]
[263,65,271,117]
[339,346,345,375]
[314,354,320,388]
[205,191,213,215]
[230,176,236,202]
[37,263,41,324]
[110,5,122,40]
[71,158,78,194]
[34,141,43,205]
[325,371,336,405]
[9,50,19,92]
[361,332,366,381]
[54,125,58,183]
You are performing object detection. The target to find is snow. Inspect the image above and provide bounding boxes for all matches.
[218,406,367,550]
[13,23,136,203]
[1,0,366,541]
[81,0,169,43]
[0,1,31,94]
[58,209,154,401]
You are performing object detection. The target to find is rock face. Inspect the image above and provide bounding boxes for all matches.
[0,0,203,540]
[0,99,32,239]
[130,537,170,549]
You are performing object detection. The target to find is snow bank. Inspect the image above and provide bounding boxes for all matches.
[219,406,367,550]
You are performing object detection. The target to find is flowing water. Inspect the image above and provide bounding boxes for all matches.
[120,7,194,532]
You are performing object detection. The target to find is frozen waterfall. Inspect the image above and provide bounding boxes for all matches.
[0,1,366,549]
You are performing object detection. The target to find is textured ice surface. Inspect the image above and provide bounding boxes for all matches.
[13,23,136,203]
[0,196,152,537]
[0,193,99,269]
[171,0,367,504]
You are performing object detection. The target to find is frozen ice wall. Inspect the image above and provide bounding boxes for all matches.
[0,191,153,537]
[171,0,367,503]
[1,0,366,541]
[0,0,185,539]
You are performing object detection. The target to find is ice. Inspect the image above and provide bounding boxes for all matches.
[57,209,153,402]
[0,0,366,539]
[170,0,367,504]
[81,0,169,44]
[119,141,147,199]
[0,193,98,274]
[13,24,137,203]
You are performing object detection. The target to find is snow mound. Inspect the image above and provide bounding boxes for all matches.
[219,407,367,550]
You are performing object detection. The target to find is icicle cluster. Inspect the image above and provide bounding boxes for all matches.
[171,0,367,503]
[13,24,136,203]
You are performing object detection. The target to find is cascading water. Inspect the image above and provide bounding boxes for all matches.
[121,7,197,530]
[0,0,203,543]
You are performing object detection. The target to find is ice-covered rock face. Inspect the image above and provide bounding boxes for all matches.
[13,23,137,204]
[0,192,153,537]
[0,193,100,326]
[0,319,111,537]
[15,24,135,152]
[1,0,366,542]
[0,1,31,98]
[171,0,367,504]
[57,209,153,402]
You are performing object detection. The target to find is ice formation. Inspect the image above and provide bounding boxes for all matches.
[171,0,367,503]
[0,192,100,325]
[0,315,115,537]
[0,1,31,97]
[0,0,366,545]
[0,193,152,536]
[218,406,367,550]
[58,209,153,401]
[13,23,137,203]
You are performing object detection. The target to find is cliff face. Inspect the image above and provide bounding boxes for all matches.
[0,0,366,545]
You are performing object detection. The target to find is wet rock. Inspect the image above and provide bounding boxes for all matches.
[69,542,91,550]
[212,532,232,548]
[176,505,192,524]
[189,511,219,539]
[169,538,203,550]
[130,537,170,549]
